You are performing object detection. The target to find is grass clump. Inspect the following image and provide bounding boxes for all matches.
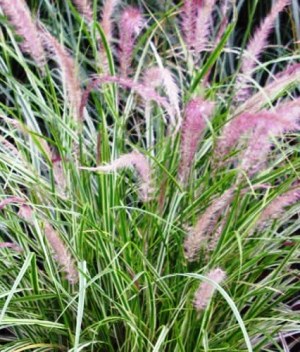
[0,0,300,351]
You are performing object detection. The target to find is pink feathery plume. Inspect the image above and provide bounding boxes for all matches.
[236,63,300,115]
[239,104,300,175]
[40,28,82,122]
[0,196,25,210]
[179,98,214,184]
[194,268,226,312]
[80,151,153,202]
[143,67,181,127]
[98,0,119,73]
[17,204,78,284]
[44,222,78,284]
[80,74,176,125]
[194,0,217,53]
[0,242,23,252]
[181,0,199,51]
[256,184,300,230]
[184,188,234,261]
[236,0,290,101]
[0,0,46,69]
[118,6,144,77]
[101,0,119,42]
[18,204,34,224]
[72,0,93,22]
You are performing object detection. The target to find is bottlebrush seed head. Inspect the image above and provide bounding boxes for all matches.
[71,0,93,22]
[179,98,214,184]
[80,151,153,202]
[119,6,144,77]
[194,268,226,312]
[0,0,46,69]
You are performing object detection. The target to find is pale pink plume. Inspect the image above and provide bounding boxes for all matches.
[98,0,119,73]
[239,104,300,175]
[40,28,82,122]
[218,103,300,164]
[181,0,198,51]
[118,6,144,77]
[184,188,234,261]
[179,98,214,184]
[80,151,153,202]
[194,268,226,312]
[0,196,25,210]
[194,0,217,53]
[80,74,175,125]
[236,0,290,101]
[256,184,300,230]
[0,0,46,69]
[44,222,78,284]
[236,63,300,115]
[72,0,93,22]
[101,0,119,42]
[18,204,34,224]
[0,242,23,252]
[143,67,181,126]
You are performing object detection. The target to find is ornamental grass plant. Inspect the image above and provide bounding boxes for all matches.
[0,0,300,351]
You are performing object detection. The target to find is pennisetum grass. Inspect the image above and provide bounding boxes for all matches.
[0,0,299,351]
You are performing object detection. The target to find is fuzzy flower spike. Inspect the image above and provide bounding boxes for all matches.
[236,0,290,101]
[194,268,226,312]
[119,6,144,77]
[80,151,153,202]
[72,0,93,22]
[40,28,82,122]
[0,0,46,69]
[179,98,214,184]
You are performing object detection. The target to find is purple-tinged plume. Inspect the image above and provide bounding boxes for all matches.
[0,196,25,210]
[99,0,119,73]
[0,0,46,69]
[194,268,226,312]
[236,0,290,101]
[181,0,198,51]
[80,74,175,125]
[194,0,217,53]
[80,151,153,202]
[72,0,93,22]
[184,188,234,261]
[40,28,82,122]
[44,222,78,284]
[118,6,143,77]
[236,63,300,115]
[179,98,214,184]
[143,67,181,127]
[256,184,300,230]
[18,204,34,224]
[0,242,23,252]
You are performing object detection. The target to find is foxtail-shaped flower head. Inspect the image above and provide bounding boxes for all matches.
[80,151,153,202]
[40,28,82,122]
[119,6,144,77]
[184,188,234,261]
[256,183,300,230]
[179,98,214,184]
[0,0,46,69]
[43,222,78,284]
[236,0,290,101]
[194,268,226,312]
[72,0,93,22]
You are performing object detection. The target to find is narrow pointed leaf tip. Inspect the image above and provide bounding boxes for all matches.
[0,0,46,68]
[194,268,226,312]
[80,151,153,202]
[179,98,214,184]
